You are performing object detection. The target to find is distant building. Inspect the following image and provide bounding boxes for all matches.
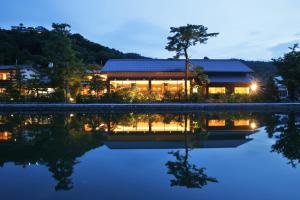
[100,59,257,97]
[11,24,47,34]
[274,76,288,99]
[0,65,53,95]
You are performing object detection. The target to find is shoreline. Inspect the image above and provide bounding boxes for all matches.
[0,103,300,112]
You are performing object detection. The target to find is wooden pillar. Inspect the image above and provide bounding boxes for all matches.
[148,80,152,93]
[106,79,110,94]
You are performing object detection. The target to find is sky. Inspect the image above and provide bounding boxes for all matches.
[1,0,300,61]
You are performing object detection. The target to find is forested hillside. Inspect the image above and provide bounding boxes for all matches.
[0,23,145,69]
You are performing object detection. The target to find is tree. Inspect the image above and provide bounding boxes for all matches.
[44,23,85,102]
[26,73,41,97]
[89,75,106,98]
[165,114,217,188]
[273,44,300,100]
[166,24,219,98]
[271,112,300,167]
[8,65,26,99]
[263,76,279,102]
[192,66,209,95]
[166,150,218,188]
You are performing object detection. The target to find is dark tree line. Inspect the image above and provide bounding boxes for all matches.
[0,23,145,67]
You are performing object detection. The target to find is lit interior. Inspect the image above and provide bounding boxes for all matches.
[111,118,190,133]
[0,131,12,141]
[234,120,250,126]
[110,80,189,95]
[0,88,5,93]
[234,87,250,94]
[208,87,226,94]
[208,120,226,126]
[0,73,8,80]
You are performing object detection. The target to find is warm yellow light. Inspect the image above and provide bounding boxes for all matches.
[250,83,258,91]
[208,120,226,127]
[250,122,257,129]
[234,120,250,126]
[69,97,74,102]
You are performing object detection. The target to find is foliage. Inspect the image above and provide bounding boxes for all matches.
[273,44,300,100]
[88,75,106,97]
[0,23,145,66]
[166,150,218,188]
[271,112,300,167]
[165,24,219,97]
[262,77,279,102]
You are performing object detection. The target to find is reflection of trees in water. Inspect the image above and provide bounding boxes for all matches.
[271,112,300,168]
[48,159,77,191]
[165,114,217,189]
[166,150,218,188]
[263,113,280,138]
[0,113,105,191]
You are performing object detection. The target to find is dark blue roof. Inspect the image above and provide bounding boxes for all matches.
[0,65,35,71]
[102,59,253,73]
[0,65,16,70]
[208,75,253,83]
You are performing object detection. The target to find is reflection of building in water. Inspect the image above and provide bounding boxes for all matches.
[102,114,258,149]
[0,114,258,149]
[0,131,12,141]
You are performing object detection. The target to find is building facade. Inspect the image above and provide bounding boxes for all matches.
[100,59,256,97]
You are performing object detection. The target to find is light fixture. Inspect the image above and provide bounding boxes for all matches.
[250,83,258,92]
[250,122,257,129]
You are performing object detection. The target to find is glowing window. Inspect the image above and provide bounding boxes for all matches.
[0,131,12,140]
[234,120,250,126]
[0,73,8,80]
[234,87,250,94]
[0,88,5,93]
[208,120,226,127]
[208,87,226,94]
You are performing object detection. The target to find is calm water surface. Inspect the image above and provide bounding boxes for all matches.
[0,111,300,200]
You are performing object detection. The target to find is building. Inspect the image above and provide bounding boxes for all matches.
[101,59,257,97]
[0,65,53,95]
[274,76,288,99]
[100,114,258,149]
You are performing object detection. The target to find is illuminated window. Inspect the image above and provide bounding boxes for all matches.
[208,87,226,94]
[0,88,5,93]
[0,73,8,80]
[84,124,93,132]
[208,120,226,127]
[234,87,250,94]
[0,131,12,140]
[234,120,250,126]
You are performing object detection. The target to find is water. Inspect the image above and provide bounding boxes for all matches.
[0,112,300,200]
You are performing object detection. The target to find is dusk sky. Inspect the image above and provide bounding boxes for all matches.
[1,0,299,60]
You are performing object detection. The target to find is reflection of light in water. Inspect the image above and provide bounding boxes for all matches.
[234,120,250,126]
[250,122,257,129]
[70,113,74,117]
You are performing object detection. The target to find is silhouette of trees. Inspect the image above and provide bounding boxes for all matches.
[272,112,300,167]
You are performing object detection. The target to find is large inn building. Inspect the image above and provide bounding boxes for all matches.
[0,59,257,98]
[100,59,257,96]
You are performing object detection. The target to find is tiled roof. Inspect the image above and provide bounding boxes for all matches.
[208,75,253,83]
[0,65,16,70]
[0,65,35,71]
[102,59,254,73]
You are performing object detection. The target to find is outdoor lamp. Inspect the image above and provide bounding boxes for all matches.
[250,83,258,92]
